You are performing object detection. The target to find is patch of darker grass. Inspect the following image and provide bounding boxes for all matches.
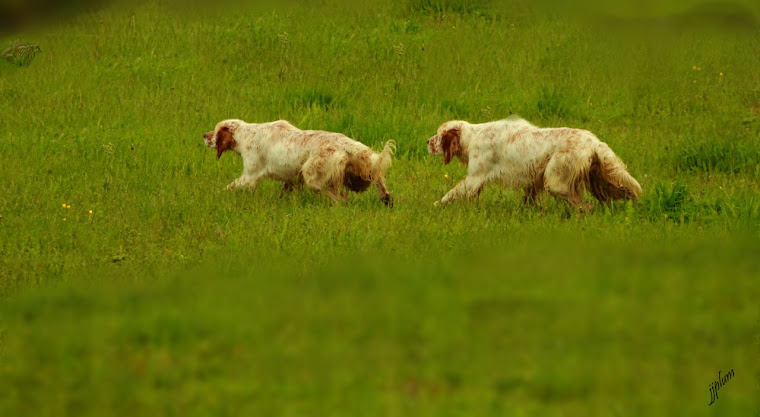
[536,86,577,120]
[676,139,760,174]
[284,87,340,111]
[639,181,727,223]
[406,0,493,16]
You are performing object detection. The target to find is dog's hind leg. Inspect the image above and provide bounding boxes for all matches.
[375,178,393,207]
[302,149,350,203]
[543,155,587,210]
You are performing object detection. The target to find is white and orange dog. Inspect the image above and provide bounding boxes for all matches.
[427,117,642,209]
[204,119,395,205]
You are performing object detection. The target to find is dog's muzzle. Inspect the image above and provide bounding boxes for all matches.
[427,135,440,155]
[203,131,215,148]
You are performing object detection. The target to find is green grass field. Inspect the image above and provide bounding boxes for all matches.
[1,0,759,415]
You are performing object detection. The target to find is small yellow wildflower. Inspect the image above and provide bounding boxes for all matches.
[62,218,66,222]
[66,205,71,209]
[692,65,697,70]
[444,174,449,179]
[62,203,66,208]
[697,67,702,71]
[693,80,697,83]
[719,72,724,77]
[89,210,93,215]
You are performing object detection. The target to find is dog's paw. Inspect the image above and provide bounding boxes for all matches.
[433,200,441,207]
[382,194,394,208]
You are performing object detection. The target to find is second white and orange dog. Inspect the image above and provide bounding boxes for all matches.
[427,116,642,208]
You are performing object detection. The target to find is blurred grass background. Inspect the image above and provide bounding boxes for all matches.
[1,237,758,416]
[1,0,759,415]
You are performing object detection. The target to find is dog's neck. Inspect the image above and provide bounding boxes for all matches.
[231,123,258,156]
[454,123,474,164]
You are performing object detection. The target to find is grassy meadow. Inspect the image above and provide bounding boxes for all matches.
[1,0,759,415]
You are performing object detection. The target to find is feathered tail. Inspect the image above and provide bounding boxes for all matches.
[589,142,642,202]
[369,140,396,180]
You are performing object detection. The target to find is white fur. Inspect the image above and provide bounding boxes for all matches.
[427,117,642,208]
[204,119,395,205]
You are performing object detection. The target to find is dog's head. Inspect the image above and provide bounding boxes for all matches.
[427,121,463,165]
[204,119,242,159]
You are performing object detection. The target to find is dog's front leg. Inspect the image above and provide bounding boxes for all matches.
[226,174,260,192]
[436,176,486,206]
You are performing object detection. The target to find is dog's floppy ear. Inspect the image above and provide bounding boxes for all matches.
[441,127,461,165]
[216,126,237,160]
